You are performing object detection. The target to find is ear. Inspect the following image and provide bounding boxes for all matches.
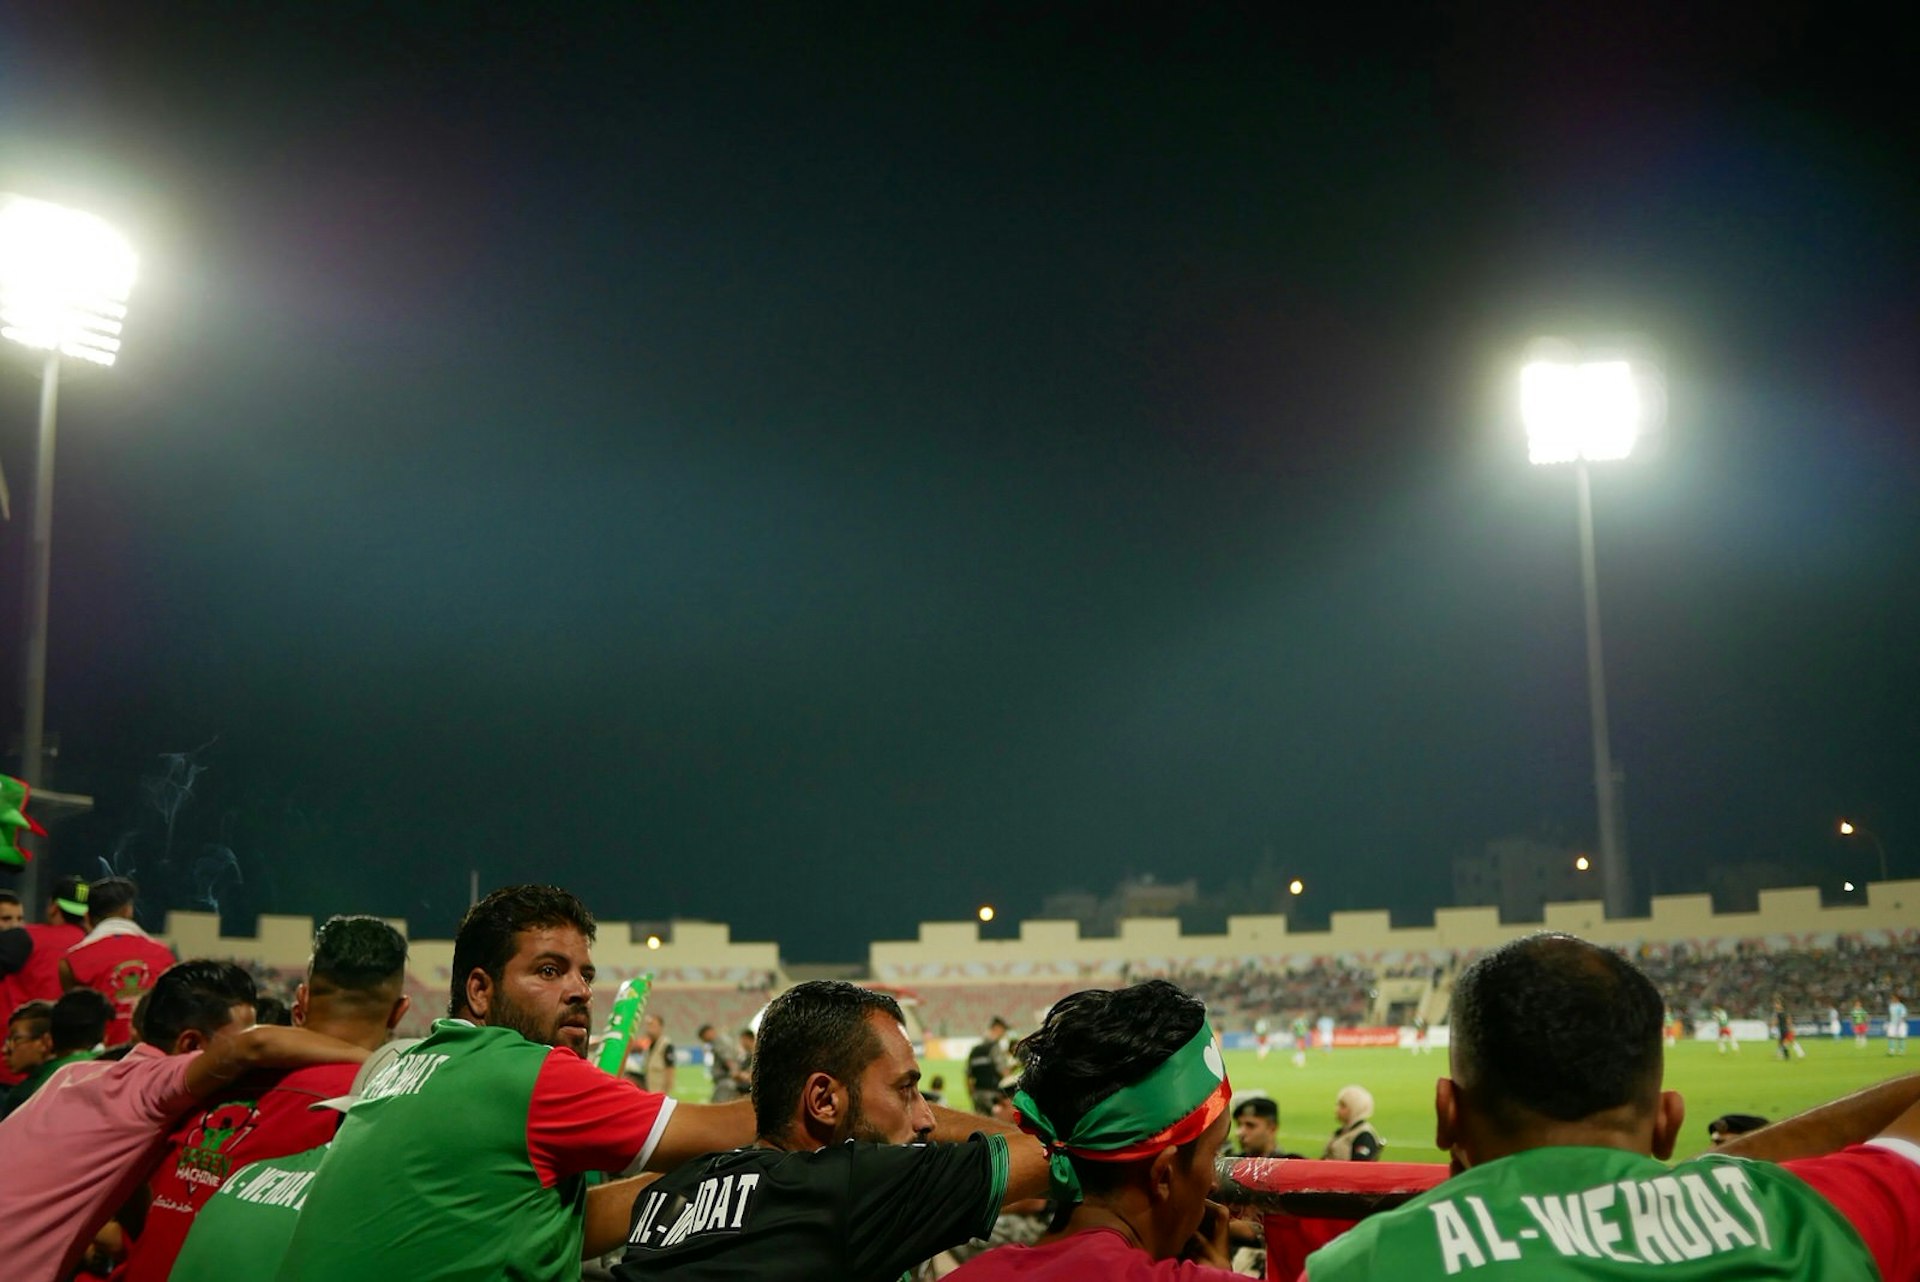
[173,1028,210,1055]
[464,967,494,1021]
[388,993,412,1031]
[1651,1090,1685,1161]
[800,1071,844,1131]
[1147,1144,1180,1206]
[1434,1077,1459,1153]
[292,982,310,1027]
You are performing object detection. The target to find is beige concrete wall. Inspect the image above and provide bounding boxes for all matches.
[160,912,781,986]
[868,880,1920,981]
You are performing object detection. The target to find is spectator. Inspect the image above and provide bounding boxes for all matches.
[945,979,1238,1280]
[637,1011,676,1093]
[61,876,178,1044]
[968,1016,1014,1112]
[122,915,412,1282]
[0,959,366,1282]
[168,1038,420,1282]
[610,979,1047,1282]
[255,994,294,1026]
[702,1021,742,1103]
[3,989,111,1117]
[1304,933,1920,1280]
[1233,1096,1281,1159]
[737,1026,757,1095]
[1322,1085,1381,1161]
[0,874,89,1051]
[1229,1096,1285,1276]
[0,888,21,929]
[2,999,54,1113]
[278,884,757,1282]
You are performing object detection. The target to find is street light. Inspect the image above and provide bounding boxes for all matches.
[1838,820,1888,883]
[0,193,136,914]
[1521,342,1661,921]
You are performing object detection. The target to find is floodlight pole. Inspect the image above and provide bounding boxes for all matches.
[17,350,61,914]
[1575,461,1628,919]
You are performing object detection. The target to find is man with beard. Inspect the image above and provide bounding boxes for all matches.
[611,979,1049,1282]
[278,885,758,1282]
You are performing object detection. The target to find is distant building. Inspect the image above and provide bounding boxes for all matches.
[1453,835,1594,921]
[1039,875,1198,934]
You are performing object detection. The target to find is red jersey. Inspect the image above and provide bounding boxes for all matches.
[947,1227,1245,1282]
[0,921,86,1083]
[122,1059,357,1282]
[65,930,178,1045]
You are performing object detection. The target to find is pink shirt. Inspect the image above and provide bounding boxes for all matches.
[0,1043,200,1281]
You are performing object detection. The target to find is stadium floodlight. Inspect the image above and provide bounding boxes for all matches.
[1519,341,1662,923]
[2,194,137,920]
[1837,820,1888,883]
[1520,359,1643,465]
[0,194,137,367]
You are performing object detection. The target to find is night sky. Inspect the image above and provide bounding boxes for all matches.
[2,4,1915,961]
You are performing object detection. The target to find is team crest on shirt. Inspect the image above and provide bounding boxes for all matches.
[177,1099,262,1186]
[109,958,154,1001]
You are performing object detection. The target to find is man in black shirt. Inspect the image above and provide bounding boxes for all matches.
[967,1017,1011,1113]
[612,981,1047,1282]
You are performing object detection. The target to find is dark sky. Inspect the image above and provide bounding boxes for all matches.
[2,4,1916,960]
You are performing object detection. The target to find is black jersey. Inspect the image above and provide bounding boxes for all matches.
[612,1134,1009,1282]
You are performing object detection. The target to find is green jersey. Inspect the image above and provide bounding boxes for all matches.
[276,1019,673,1282]
[169,1144,327,1282]
[1307,1146,1878,1280]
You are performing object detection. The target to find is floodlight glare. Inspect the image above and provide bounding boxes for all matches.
[1521,359,1642,465]
[0,194,138,366]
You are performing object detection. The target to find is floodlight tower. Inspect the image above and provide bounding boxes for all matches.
[0,194,137,912]
[1521,347,1654,921]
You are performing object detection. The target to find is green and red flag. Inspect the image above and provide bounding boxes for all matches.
[1,774,47,867]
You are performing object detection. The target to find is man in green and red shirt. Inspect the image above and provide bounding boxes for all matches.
[123,914,413,1282]
[277,884,760,1282]
[62,876,178,1045]
[1305,934,1920,1281]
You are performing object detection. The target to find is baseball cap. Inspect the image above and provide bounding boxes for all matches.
[53,875,88,919]
[311,1037,423,1113]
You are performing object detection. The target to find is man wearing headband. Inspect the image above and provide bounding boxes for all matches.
[1306,934,1920,1281]
[948,979,1243,1280]
[610,979,1049,1282]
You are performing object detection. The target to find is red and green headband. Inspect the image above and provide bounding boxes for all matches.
[1012,1021,1231,1206]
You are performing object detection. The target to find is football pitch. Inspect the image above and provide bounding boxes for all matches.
[670,1038,1912,1166]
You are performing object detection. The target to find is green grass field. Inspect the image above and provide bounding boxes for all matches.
[672,1038,1912,1166]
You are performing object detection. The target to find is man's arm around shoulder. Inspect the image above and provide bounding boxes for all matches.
[183,1026,369,1100]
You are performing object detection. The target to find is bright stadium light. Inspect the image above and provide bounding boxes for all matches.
[2,194,137,920]
[1521,359,1643,464]
[977,905,995,923]
[645,934,662,951]
[1288,879,1304,896]
[0,195,137,366]
[1843,881,1855,893]
[1575,855,1590,872]
[1519,339,1662,922]
[1837,819,1888,883]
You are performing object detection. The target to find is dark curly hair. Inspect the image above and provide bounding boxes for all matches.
[1015,979,1208,1198]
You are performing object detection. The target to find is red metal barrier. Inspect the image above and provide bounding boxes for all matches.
[1213,1156,1449,1280]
